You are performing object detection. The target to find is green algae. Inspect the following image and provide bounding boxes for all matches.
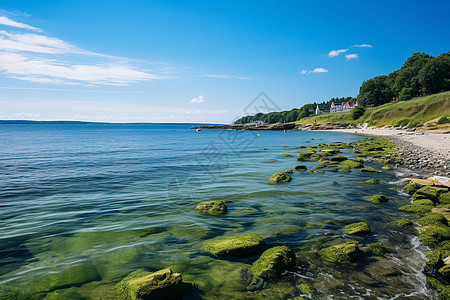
[396,219,413,227]
[195,200,227,216]
[360,243,389,256]
[250,246,296,278]
[354,137,399,159]
[415,213,448,227]
[339,166,352,173]
[330,155,348,162]
[203,234,266,257]
[413,186,449,202]
[268,171,292,184]
[344,222,371,235]
[281,153,293,157]
[399,204,433,215]
[413,199,435,206]
[360,168,380,173]
[369,195,389,204]
[440,192,450,204]
[419,225,450,247]
[319,241,360,264]
[340,159,363,168]
[403,183,422,195]
[295,164,307,171]
[365,179,384,184]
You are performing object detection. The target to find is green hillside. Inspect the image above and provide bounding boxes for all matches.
[295,91,450,128]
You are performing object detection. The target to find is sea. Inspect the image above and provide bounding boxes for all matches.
[0,123,438,299]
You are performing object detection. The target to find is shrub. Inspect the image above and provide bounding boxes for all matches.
[436,117,449,125]
[351,106,366,120]
[399,87,413,101]
[396,119,410,127]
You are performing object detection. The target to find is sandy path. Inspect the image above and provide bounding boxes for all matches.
[327,128,449,157]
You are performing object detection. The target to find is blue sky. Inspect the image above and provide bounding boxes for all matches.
[0,0,449,123]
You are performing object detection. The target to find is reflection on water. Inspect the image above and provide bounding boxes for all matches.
[0,124,437,299]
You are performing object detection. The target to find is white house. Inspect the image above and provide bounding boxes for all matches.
[330,100,358,113]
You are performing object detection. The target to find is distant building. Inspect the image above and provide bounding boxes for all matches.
[330,100,358,113]
[315,104,330,115]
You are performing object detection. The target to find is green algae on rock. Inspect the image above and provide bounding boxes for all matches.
[195,200,227,216]
[439,192,450,204]
[419,225,450,247]
[396,219,413,227]
[330,155,348,162]
[344,222,371,235]
[360,168,380,173]
[355,157,365,163]
[297,282,315,295]
[340,159,363,168]
[331,181,338,185]
[319,241,360,264]
[204,234,266,257]
[268,171,292,184]
[413,199,435,206]
[354,137,398,159]
[399,204,433,215]
[339,166,352,173]
[413,186,449,202]
[281,153,293,157]
[403,183,422,195]
[116,268,194,300]
[369,195,389,204]
[415,213,448,227]
[250,246,296,278]
[295,165,307,171]
[365,179,384,184]
[360,243,389,256]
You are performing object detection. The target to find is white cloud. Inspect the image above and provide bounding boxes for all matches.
[189,95,205,104]
[0,16,41,31]
[353,44,372,48]
[311,68,328,73]
[0,16,169,85]
[345,54,358,60]
[299,68,328,75]
[328,49,348,57]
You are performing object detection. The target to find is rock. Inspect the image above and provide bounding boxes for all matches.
[425,249,444,274]
[330,155,348,162]
[419,225,450,247]
[360,168,380,173]
[428,176,450,188]
[281,154,293,157]
[339,166,351,173]
[116,268,194,300]
[403,183,422,195]
[396,219,413,227]
[360,243,389,256]
[250,246,296,278]
[444,256,450,265]
[340,160,363,169]
[295,165,307,171]
[331,181,338,185]
[413,186,448,202]
[438,264,450,280]
[268,172,292,184]
[319,241,360,264]
[344,222,371,235]
[432,207,450,221]
[297,282,315,295]
[439,192,450,204]
[365,179,384,184]
[195,200,227,216]
[204,234,266,257]
[399,204,432,215]
[355,157,365,163]
[414,213,448,227]
[369,195,389,204]
[413,199,435,206]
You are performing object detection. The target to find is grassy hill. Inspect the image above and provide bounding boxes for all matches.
[295,91,450,129]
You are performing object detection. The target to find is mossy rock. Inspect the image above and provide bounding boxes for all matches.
[355,157,365,163]
[433,207,450,222]
[360,168,380,173]
[284,169,294,174]
[295,165,307,171]
[403,183,422,195]
[369,195,389,204]
[415,213,448,226]
[413,186,449,202]
[331,181,338,185]
[320,149,341,156]
[250,246,296,278]
[360,243,389,256]
[195,200,227,216]
[399,204,432,215]
[308,169,325,174]
[419,225,450,247]
[396,219,413,227]
[439,264,450,281]
[297,282,315,295]
[439,192,450,205]
[354,137,398,159]
[268,172,292,184]
[365,179,384,184]
[425,249,444,274]
[281,154,293,157]
[319,241,360,264]
[382,165,392,170]
[330,155,348,162]
[344,222,371,235]
[116,268,194,300]
[339,166,351,173]
[340,160,363,168]
[413,199,435,206]
[204,234,266,257]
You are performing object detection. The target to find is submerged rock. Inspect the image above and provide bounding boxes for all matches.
[319,241,360,264]
[268,171,292,184]
[340,160,363,168]
[360,243,389,256]
[295,165,307,171]
[281,153,293,157]
[195,200,227,216]
[330,155,348,162]
[344,222,371,235]
[360,168,380,173]
[116,268,194,300]
[250,246,296,278]
[204,234,266,257]
[396,219,413,227]
[339,166,351,173]
[365,179,384,184]
[369,195,389,204]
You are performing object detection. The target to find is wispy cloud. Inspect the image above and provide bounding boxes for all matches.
[189,95,205,104]
[202,74,249,80]
[300,68,328,74]
[328,49,348,58]
[0,15,169,85]
[0,16,41,31]
[345,54,358,60]
[353,44,372,48]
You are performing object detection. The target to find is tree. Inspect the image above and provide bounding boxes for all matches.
[418,52,450,94]
[357,75,394,106]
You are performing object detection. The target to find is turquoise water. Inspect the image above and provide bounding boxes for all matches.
[0,124,437,299]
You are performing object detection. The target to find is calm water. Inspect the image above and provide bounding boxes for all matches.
[0,124,437,299]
